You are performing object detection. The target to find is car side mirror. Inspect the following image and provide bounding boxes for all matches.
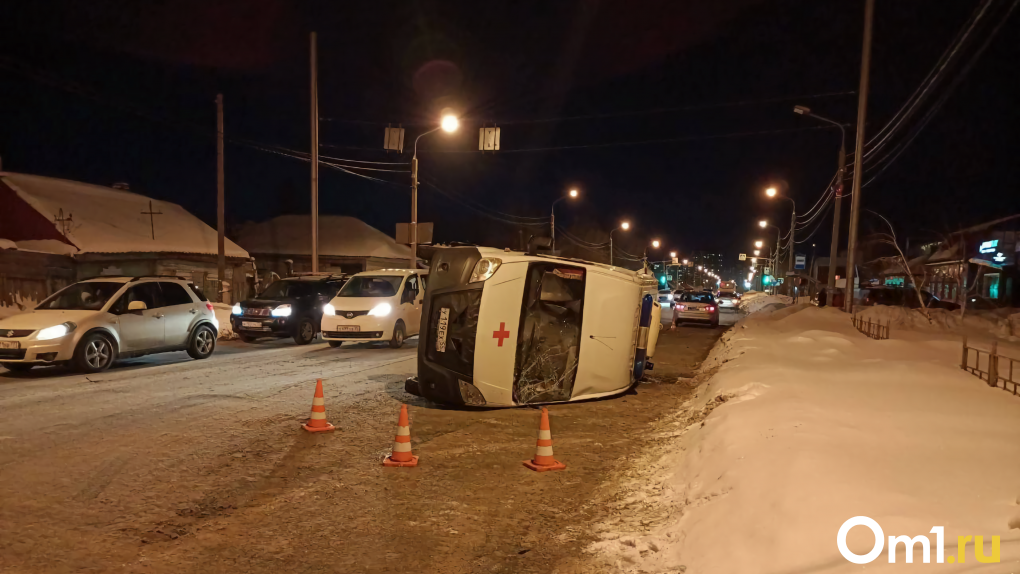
[128,301,148,312]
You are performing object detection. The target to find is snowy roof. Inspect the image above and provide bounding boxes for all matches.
[0,172,249,258]
[235,215,413,260]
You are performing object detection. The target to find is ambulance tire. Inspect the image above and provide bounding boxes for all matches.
[389,321,405,349]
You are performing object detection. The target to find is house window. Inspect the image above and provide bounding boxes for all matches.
[983,273,1000,299]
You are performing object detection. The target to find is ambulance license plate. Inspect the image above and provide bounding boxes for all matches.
[242,321,263,329]
[337,326,360,332]
[0,341,19,349]
[435,307,450,353]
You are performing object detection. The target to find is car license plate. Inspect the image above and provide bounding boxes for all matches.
[435,307,450,353]
[242,321,263,329]
[338,326,360,332]
[0,341,19,350]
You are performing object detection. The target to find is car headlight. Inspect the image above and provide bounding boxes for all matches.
[368,303,392,317]
[232,303,242,315]
[469,257,502,282]
[271,304,292,317]
[323,303,335,316]
[37,321,76,341]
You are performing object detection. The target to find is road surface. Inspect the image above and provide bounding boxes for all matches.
[0,314,736,573]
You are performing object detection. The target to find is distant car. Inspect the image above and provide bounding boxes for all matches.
[321,269,427,348]
[674,291,719,327]
[0,276,218,373]
[716,290,740,310]
[658,289,675,308]
[859,286,960,311]
[232,275,348,344]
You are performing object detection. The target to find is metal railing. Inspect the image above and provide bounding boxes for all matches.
[852,314,890,340]
[960,336,1020,396]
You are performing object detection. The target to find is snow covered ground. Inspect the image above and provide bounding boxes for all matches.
[588,304,1020,573]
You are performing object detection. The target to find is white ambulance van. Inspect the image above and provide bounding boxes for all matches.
[404,246,661,407]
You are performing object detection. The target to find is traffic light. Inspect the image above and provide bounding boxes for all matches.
[762,276,772,285]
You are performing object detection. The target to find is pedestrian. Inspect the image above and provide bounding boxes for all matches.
[818,288,827,308]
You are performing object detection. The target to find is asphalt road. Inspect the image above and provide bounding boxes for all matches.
[0,316,733,573]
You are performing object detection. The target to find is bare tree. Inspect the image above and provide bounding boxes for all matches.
[868,210,931,321]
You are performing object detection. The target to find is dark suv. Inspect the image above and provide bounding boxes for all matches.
[859,286,960,311]
[231,275,347,344]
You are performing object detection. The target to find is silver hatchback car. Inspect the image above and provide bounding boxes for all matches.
[0,276,219,374]
[673,291,720,327]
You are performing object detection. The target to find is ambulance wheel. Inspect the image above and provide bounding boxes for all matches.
[389,321,405,349]
[328,341,343,348]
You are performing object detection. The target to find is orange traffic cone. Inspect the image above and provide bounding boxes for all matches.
[301,379,335,432]
[383,404,419,467]
[523,407,566,472]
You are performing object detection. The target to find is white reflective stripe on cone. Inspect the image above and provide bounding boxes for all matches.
[392,442,412,453]
[535,446,554,456]
[310,411,327,419]
[312,397,325,406]
[396,426,410,436]
[537,430,551,440]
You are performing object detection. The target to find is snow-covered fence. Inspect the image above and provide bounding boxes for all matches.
[851,313,889,340]
[961,336,1020,396]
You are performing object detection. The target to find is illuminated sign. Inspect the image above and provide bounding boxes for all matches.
[979,239,998,254]
[993,252,1006,263]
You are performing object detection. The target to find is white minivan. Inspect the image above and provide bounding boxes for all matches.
[320,269,427,348]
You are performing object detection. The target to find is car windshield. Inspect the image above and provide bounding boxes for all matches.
[337,276,403,298]
[258,281,315,299]
[37,281,123,311]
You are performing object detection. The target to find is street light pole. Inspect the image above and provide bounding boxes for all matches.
[309,32,319,273]
[794,105,847,297]
[550,189,578,252]
[409,126,439,270]
[609,221,630,267]
[845,0,876,313]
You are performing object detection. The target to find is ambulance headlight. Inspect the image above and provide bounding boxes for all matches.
[368,303,392,317]
[469,257,502,283]
[459,380,487,406]
[323,303,335,316]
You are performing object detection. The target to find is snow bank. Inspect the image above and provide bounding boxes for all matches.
[0,238,17,250]
[738,293,792,314]
[211,303,237,340]
[0,295,38,319]
[588,305,1020,573]
[856,304,1020,341]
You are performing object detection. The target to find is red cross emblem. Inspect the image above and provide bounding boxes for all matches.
[493,322,511,347]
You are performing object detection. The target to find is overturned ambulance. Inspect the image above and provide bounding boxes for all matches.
[404,246,662,407]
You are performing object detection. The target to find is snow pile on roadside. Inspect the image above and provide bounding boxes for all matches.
[737,293,791,314]
[587,305,1020,573]
[0,295,37,319]
[211,303,238,340]
[857,305,1020,340]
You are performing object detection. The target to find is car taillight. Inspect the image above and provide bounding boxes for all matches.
[707,306,716,312]
[206,302,215,312]
[679,305,686,311]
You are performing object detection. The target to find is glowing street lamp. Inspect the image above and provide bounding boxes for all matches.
[755,240,764,249]
[765,187,778,198]
[754,250,760,256]
[440,114,459,133]
[759,220,768,229]
[670,251,677,259]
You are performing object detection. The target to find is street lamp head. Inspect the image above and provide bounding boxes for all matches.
[793,105,811,115]
[765,187,778,198]
[682,259,688,265]
[697,265,703,271]
[440,114,459,133]
[621,221,630,231]
[670,251,677,258]
[759,220,768,228]
[568,188,579,198]
[651,240,660,248]
[755,240,763,248]
[754,250,760,256]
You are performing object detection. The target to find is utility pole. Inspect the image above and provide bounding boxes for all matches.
[787,207,796,296]
[828,142,846,291]
[216,94,226,302]
[844,0,875,313]
[310,32,320,273]
[410,153,419,270]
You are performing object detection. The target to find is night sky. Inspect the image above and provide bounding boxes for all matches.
[1,1,1017,271]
